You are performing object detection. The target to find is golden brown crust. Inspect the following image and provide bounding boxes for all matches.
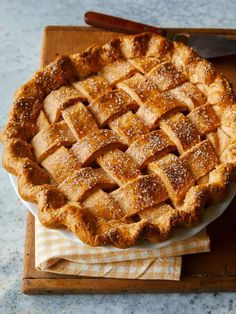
[1,32,236,248]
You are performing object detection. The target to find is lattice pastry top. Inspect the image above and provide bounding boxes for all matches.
[1,32,236,248]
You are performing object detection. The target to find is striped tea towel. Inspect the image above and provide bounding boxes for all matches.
[35,217,210,280]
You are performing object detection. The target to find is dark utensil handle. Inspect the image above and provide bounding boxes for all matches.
[84,11,166,36]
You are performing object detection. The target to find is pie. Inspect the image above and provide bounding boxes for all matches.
[1,32,236,248]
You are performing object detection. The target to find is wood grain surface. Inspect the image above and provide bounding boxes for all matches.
[22,26,236,294]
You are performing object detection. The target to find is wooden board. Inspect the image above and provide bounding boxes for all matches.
[22,26,236,294]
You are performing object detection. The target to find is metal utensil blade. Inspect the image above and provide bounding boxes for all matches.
[171,34,236,58]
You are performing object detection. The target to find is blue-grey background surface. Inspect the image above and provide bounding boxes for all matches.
[0,0,236,313]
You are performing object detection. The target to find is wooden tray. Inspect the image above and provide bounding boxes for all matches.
[22,26,236,294]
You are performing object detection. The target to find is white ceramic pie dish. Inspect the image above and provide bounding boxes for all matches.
[9,174,236,250]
